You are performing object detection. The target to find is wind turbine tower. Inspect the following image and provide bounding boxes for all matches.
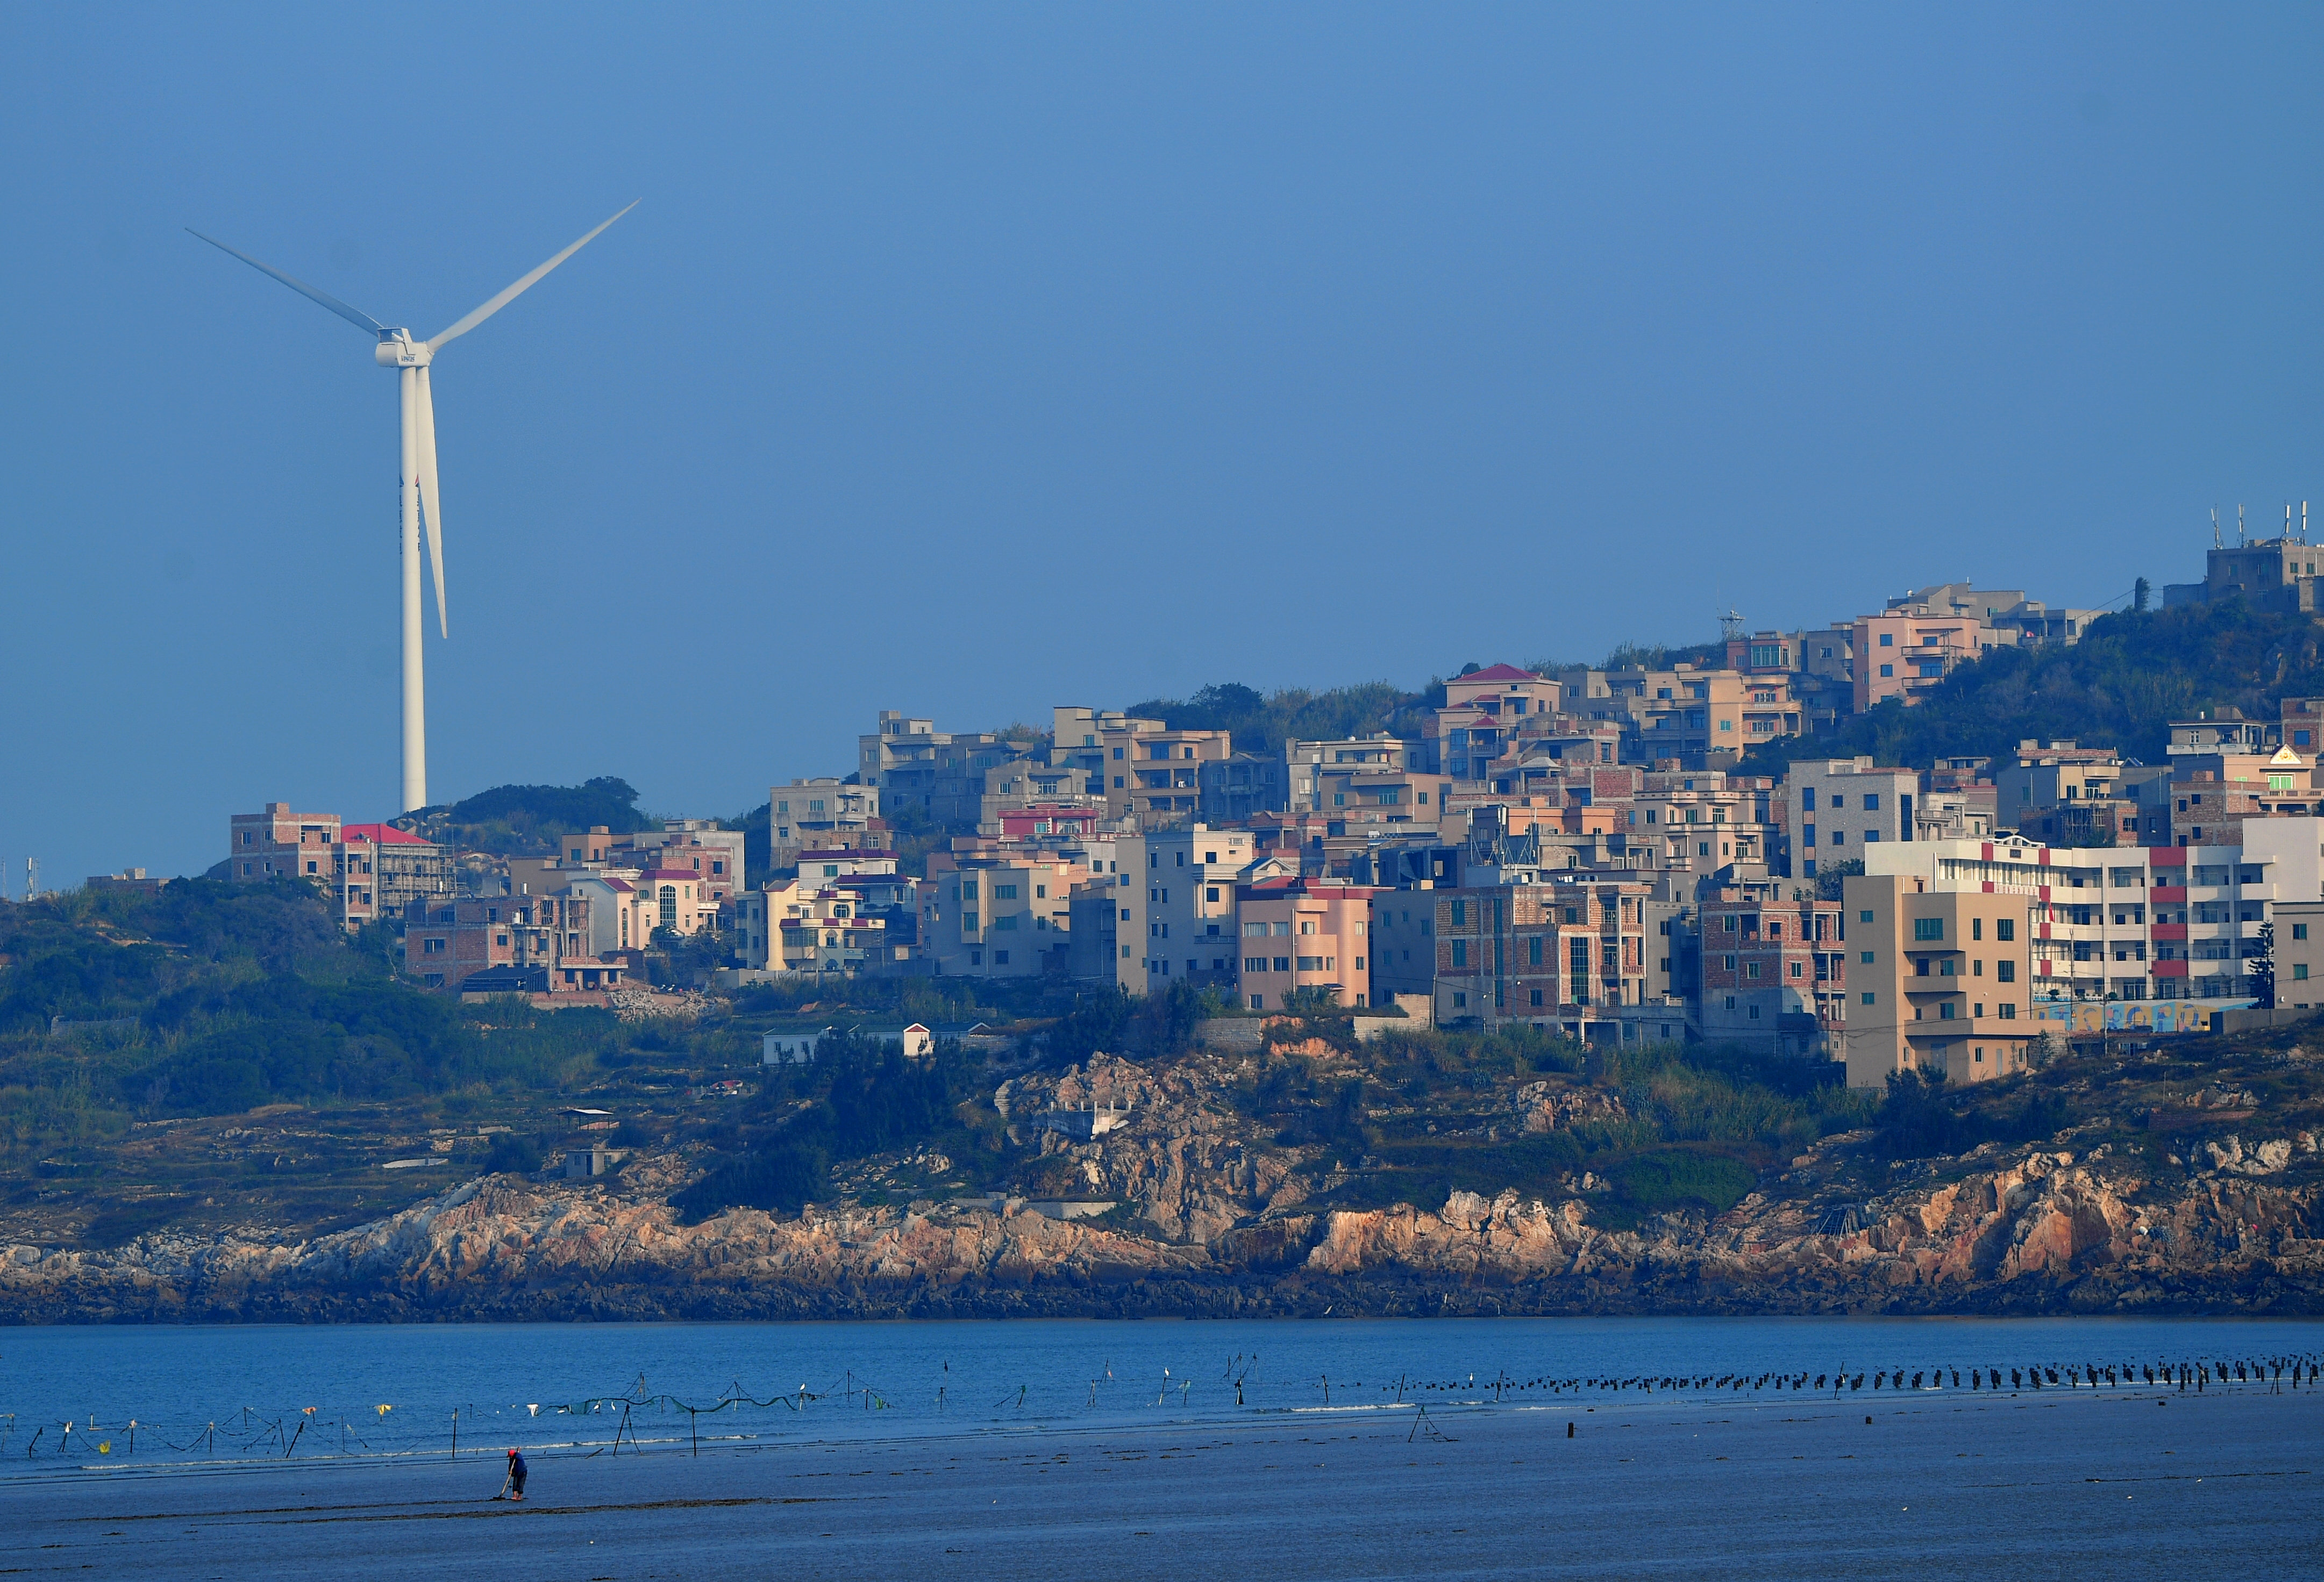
[190,205,636,812]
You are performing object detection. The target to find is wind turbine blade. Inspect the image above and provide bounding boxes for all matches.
[426,202,638,353]
[184,230,386,333]
[415,367,447,639]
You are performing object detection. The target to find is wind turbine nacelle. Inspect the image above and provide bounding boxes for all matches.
[374,332,431,368]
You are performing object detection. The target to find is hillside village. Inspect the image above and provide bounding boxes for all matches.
[197,536,2324,1092]
[11,537,2324,1313]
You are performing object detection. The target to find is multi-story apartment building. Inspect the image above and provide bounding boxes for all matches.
[1997,741,2127,825]
[1235,877,1384,1010]
[1307,765,1452,831]
[638,865,720,936]
[773,886,893,976]
[2269,899,2324,1009]
[1380,877,1651,1029]
[1115,824,1254,992]
[2162,532,2324,614]
[1852,603,2020,712]
[771,778,881,856]
[858,712,1024,824]
[1914,783,1998,843]
[1887,584,2106,648]
[978,755,1106,829]
[564,872,653,958]
[1636,770,1779,871]
[335,823,451,926]
[1864,825,2324,1006]
[1695,884,1847,1056]
[922,851,1087,978]
[1286,735,1421,811]
[1065,879,1122,980]
[623,824,745,900]
[1100,724,1232,824]
[1540,664,1756,768]
[1724,625,1857,733]
[229,804,450,928]
[1842,872,2036,1089]
[2166,712,2277,758]
[402,892,621,993]
[229,803,339,878]
[1780,758,1918,878]
[1288,735,1422,793]
[1199,754,1291,823]
[2282,697,2324,754]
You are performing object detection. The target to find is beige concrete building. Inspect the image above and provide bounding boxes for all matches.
[1100,722,1232,824]
[1116,824,1253,992]
[1287,735,1425,811]
[2271,900,2324,1009]
[923,850,1087,979]
[1841,872,2037,1089]
[771,778,881,862]
[1781,758,1919,879]
[1852,605,2020,712]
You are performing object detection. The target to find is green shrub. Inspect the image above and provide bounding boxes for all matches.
[485,1132,544,1175]
[669,1145,826,1223]
[1612,1149,1757,1215]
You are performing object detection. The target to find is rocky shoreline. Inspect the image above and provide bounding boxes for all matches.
[8,1139,2320,1323]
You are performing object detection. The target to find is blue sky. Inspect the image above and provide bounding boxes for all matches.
[2,5,2319,887]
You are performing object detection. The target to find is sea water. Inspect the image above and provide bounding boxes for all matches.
[0,1318,2316,1579]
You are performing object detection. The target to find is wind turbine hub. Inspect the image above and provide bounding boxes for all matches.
[374,330,431,368]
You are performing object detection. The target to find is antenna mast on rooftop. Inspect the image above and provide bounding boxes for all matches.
[2239,503,2245,546]
[2213,506,2221,548]
[1720,609,1743,643]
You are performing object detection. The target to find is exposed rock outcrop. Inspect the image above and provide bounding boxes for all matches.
[8,1129,2319,1321]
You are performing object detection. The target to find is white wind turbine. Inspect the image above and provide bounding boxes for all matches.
[190,203,637,812]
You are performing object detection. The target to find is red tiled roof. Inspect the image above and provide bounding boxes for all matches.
[1453,664,1543,684]
[639,867,703,881]
[341,823,432,846]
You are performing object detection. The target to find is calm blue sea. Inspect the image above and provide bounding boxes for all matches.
[3,1319,2320,1580]
[1,1315,2316,1474]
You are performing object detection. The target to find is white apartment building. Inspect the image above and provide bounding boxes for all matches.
[1784,758,1920,879]
[1117,824,1254,993]
[1865,820,2324,1005]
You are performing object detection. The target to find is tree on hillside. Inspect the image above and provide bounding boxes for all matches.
[1123,681,1427,755]
[1741,599,2324,775]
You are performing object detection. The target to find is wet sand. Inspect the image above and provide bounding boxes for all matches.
[3,1388,2314,1579]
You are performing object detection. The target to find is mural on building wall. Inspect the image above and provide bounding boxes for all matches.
[2030,995,2251,1034]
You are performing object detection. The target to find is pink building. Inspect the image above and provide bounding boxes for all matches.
[1235,877,1386,1011]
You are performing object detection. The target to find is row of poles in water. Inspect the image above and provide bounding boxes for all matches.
[8,1349,2319,1461]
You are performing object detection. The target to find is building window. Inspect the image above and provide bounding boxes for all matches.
[1913,918,1944,941]
[1862,992,1874,1005]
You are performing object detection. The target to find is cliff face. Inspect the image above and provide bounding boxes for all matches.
[8,1087,2319,1320]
